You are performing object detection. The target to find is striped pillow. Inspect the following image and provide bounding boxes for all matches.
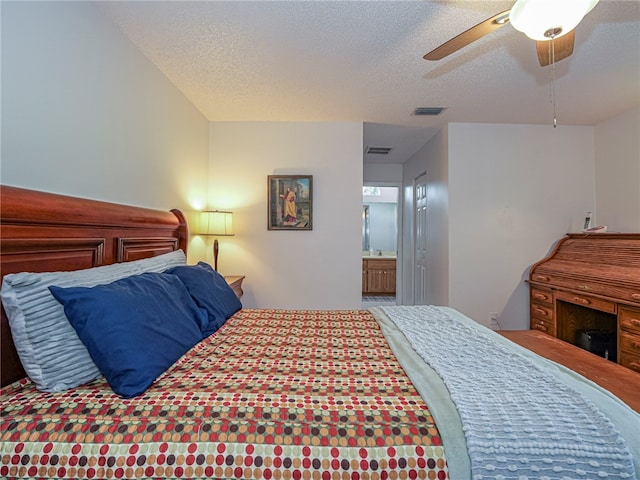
[1,249,186,392]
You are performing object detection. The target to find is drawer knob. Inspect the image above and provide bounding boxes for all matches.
[534,324,548,333]
[577,284,592,291]
[534,293,548,301]
[574,297,590,305]
[533,275,549,282]
[632,293,640,300]
[535,308,547,316]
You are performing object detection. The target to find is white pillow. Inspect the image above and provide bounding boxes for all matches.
[1,249,187,392]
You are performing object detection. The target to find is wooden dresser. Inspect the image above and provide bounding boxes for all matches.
[528,233,640,373]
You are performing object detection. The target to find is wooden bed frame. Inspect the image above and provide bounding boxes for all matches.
[2,185,637,416]
[499,330,640,412]
[0,185,188,387]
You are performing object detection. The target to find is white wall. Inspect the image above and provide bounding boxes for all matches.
[1,2,210,238]
[594,106,640,232]
[448,123,595,329]
[403,123,596,328]
[207,122,363,310]
[401,112,640,329]
[363,163,403,183]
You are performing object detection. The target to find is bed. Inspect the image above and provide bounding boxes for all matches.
[1,185,638,480]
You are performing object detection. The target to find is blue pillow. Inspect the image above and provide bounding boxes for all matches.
[49,272,206,398]
[166,262,242,337]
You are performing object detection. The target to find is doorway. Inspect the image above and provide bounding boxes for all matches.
[362,185,400,308]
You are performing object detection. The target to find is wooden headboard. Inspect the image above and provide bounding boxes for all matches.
[0,185,188,387]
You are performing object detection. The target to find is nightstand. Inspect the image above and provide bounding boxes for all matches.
[225,275,245,299]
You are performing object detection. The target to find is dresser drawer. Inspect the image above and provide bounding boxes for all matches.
[625,291,640,305]
[620,306,640,335]
[366,259,396,270]
[531,270,633,304]
[530,303,553,321]
[530,273,554,285]
[530,272,591,291]
[530,316,555,335]
[530,287,553,306]
[530,287,555,336]
[531,318,556,337]
[619,349,640,374]
[619,331,640,355]
[555,290,616,314]
[530,302,555,335]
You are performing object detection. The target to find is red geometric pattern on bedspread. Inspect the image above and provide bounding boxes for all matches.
[1,309,448,479]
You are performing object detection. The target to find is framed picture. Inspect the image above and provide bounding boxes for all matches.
[267,175,313,230]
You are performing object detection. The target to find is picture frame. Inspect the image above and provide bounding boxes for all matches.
[267,175,313,230]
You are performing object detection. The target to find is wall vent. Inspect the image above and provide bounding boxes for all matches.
[365,146,393,155]
[413,107,446,116]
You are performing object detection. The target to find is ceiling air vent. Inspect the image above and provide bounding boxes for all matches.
[413,107,446,116]
[365,146,393,155]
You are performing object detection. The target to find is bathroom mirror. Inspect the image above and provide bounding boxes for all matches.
[362,186,398,255]
[362,205,370,251]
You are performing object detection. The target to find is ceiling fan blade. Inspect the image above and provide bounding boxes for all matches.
[536,30,575,66]
[424,10,511,61]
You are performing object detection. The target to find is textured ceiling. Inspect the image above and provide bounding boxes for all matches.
[100,0,640,164]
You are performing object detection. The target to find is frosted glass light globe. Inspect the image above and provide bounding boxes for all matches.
[510,0,599,41]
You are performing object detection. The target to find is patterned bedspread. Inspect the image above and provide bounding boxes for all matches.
[0,309,449,480]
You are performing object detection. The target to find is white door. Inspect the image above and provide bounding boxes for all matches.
[414,174,428,304]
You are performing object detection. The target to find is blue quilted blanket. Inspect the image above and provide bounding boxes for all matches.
[382,305,636,480]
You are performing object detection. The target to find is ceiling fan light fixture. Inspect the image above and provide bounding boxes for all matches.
[509,0,599,41]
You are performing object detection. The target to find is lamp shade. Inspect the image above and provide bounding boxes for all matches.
[197,210,234,236]
[510,0,599,41]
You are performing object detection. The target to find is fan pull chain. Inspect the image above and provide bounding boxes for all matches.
[550,37,557,128]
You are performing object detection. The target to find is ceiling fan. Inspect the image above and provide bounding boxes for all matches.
[424,0,600,67]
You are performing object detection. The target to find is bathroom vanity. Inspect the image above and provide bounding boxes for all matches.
[362,257,396,295]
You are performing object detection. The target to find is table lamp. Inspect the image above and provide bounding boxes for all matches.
[197,210,234,271]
